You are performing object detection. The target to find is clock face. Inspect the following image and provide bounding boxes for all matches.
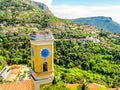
[41,48,50,58]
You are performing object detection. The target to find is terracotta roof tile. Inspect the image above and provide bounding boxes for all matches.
[0,80,34,90]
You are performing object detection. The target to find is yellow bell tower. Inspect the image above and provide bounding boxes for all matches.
[30,30,54,90]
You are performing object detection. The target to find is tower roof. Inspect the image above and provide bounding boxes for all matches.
[30,30,54,41]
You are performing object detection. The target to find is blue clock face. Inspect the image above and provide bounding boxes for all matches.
[41,48,50,58]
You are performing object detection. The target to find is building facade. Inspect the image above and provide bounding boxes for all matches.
[30,30,54,90]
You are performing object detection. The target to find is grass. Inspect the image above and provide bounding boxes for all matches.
[99,86,108,90]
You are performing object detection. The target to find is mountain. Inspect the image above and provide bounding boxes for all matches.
[0,0,120,89]
[28,0,52,14]
[71,16,120,33]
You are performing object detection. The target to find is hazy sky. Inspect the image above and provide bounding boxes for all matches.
[32,0,120,23]
[52,0,120,5]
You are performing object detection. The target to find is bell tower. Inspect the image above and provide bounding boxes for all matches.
[30,30,54,90]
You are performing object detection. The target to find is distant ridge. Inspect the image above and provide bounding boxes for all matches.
[71,16,120,33]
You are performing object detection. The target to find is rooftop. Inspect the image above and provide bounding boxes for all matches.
[0,80,34,90]
[30,30,54,41]
[5,68,20,82]
[0,65,31,83]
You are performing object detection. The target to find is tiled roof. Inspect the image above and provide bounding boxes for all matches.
[88,83,99,90]
[0,80,34,90]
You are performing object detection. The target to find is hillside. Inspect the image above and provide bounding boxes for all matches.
[0,0,120,89]
[25,0,52,14]
[71,16,120,33]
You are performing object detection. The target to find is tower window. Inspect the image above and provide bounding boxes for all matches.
[32,48,34,56]
[43,62,48,72]
[32,60,34,71]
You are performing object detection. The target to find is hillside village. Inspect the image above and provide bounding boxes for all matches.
[0,0,120,90]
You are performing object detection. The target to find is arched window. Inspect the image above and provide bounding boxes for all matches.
[43,62,48,72]
[32,60,34,71]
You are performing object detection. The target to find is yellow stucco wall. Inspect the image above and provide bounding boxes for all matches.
[31,41,54,77]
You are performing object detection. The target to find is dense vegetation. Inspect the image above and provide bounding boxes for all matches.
[54,40,120,87]
[0,56,6,70]
[0,0,120,89]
